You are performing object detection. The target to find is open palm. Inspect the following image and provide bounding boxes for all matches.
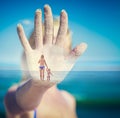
[17,5,87,83]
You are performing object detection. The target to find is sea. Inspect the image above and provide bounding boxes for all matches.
[0,70,120,118]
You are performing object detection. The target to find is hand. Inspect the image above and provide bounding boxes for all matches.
[17,5,87,83]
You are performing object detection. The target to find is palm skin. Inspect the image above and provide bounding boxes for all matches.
[17,5,87,84]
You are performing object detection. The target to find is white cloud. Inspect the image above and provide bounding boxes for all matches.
[20,19,33,25]
[19,19,34,37]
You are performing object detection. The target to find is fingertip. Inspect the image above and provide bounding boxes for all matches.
[35,9,41,13]
[44,4,50,9]
[60,9,68,19]
[44,4,51,13]
[81,42,88,49]
[17,23,22,28]
[76,42,88,54]
[61,9,67,15]
[17,23,23,32]
[61,9,66,13]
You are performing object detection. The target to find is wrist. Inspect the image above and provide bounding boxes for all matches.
[15,79,51,111]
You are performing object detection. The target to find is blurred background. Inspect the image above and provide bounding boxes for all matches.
[0,0,120,117]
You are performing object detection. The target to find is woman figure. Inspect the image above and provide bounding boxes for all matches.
[38,55,48,80]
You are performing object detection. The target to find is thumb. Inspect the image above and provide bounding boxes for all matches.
[67,42,87,62]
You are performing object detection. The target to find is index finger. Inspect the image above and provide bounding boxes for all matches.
[17,24,32,52]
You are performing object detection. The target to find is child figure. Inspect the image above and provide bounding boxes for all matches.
[46,68,52,81]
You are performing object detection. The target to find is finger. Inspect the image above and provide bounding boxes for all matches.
[34,9,43,49]
[44,5,53,45]
[55,10,68,47]
[63,30,72,55]
[17,24,32,52]
[68,42,87,62]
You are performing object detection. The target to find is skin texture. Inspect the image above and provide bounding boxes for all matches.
[4,5,87,118]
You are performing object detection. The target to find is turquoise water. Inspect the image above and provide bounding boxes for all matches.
[0,70,120,118]
[58,71,120,118]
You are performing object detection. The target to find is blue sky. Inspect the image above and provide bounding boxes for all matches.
[0,0,120,70]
